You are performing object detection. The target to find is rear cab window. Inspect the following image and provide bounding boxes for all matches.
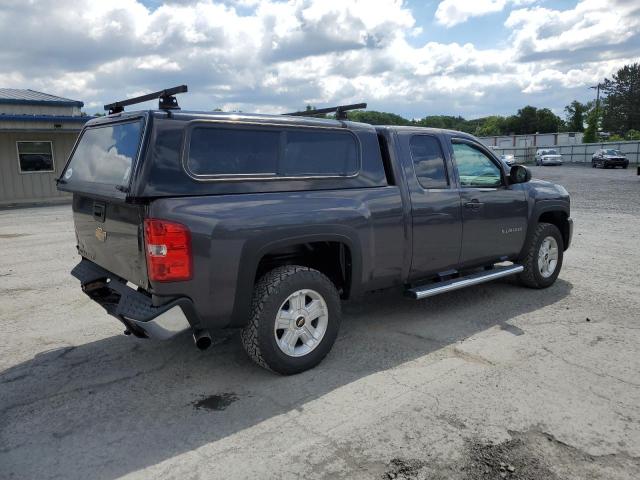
[60,118,145,195]
[185,124,359,179]
[409,135,449,189]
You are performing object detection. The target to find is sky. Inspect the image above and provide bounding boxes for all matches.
[0,0,638,119]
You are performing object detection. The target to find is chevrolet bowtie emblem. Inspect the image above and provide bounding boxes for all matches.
[95,226,107,242]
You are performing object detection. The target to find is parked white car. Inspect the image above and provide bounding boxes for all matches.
[500,154,516,167]
[535,149,563,166]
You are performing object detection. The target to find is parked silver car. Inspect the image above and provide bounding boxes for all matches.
[535,149,563,166]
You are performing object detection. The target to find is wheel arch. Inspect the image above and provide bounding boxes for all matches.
[520,202,571,259]
[537,210,570,251]
[229,231,362,327]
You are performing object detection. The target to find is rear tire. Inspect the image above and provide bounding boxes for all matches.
[518,223,564,289]
[241,265,341,375]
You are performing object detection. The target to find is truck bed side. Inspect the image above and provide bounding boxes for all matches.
[148,186,405,329]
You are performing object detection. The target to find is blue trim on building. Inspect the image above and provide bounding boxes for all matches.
[0,114,93,123]
[0,98,84,107]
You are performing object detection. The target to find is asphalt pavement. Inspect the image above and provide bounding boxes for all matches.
[1,165,639,479]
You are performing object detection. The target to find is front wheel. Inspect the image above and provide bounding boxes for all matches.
[518,223,564,289]
[241,265,341,375]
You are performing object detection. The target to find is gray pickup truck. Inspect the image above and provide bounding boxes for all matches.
[58,87,573,374]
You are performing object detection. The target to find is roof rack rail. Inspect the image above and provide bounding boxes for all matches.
[284,103,367,120]
[104,85,188,115]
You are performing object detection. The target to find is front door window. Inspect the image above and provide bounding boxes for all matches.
[452,143,501,187]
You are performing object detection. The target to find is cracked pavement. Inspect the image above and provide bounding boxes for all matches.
[1,165,639,479]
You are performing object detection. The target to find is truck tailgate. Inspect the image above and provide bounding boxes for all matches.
[73,194,148,288]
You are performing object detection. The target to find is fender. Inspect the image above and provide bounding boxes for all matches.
[227,227,363,327]
[518,199,570,258]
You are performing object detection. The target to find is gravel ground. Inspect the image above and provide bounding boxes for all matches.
[1,165,639,479]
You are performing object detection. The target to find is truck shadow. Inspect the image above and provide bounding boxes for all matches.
[0,278,572,479]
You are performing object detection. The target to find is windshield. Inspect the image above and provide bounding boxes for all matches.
[63,120,144,187]
[542,149,558,155]
[605,149,623,156]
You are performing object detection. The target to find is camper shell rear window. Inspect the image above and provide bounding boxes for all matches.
[62,119,145,188]
[185,123,360,179]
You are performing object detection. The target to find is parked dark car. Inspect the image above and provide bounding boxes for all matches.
[592,149,629,169]
[57,88,573,374]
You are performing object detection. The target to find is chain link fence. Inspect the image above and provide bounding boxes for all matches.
[491,140,640,165]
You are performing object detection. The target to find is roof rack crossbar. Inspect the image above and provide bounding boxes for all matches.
[104,85,188,114]
[284,103,367,120]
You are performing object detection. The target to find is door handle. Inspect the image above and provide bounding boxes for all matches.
[93,202,106,222]
[464,199,483,209]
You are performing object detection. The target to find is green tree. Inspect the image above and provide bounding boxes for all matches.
[625,129,640,140]
[535,108,564,133]
[476,116,506,136]
[583,108,599,143]
[564,100,587,132]
[504,115,520,135]
[347,110,412,125]
[516,106,538,134]
[601,63,640,134]
[416,115,465,130]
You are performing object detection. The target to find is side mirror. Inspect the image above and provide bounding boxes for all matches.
[509,165,531,184]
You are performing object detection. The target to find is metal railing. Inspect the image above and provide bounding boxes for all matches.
[491,140,640,165]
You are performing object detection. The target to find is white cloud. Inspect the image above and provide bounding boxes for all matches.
[0,0,637,118]
[435,0,508,27]
[434,0,538,27]
[506,0,640,60]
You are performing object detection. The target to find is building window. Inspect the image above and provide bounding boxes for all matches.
[17,141,54,173]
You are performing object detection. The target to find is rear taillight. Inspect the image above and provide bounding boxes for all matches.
[144,219,192,282]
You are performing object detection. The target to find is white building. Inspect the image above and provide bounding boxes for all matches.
[479,132,584,148]
[0,89,91,206]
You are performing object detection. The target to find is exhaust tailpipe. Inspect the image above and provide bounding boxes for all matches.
[193,330,212,350]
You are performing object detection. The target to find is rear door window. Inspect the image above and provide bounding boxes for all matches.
[63,119,144,187]
[186,125,359,178]
[409,135,449,189]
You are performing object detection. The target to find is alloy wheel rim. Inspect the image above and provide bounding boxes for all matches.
[538,236,559,278]
[274,289,329,357]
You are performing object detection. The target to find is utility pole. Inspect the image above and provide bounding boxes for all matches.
[590,83,603,132]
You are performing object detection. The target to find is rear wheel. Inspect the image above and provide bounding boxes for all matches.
[241,265,341,375]
[519,223,564,289]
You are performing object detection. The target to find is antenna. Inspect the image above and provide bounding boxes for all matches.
[104,85,188,114]
[284,103,367,120]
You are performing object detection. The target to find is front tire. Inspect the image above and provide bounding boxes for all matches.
[241,265,341,375]
[518,223,564,289]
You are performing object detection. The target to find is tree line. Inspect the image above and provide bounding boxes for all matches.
[339,63,640,143]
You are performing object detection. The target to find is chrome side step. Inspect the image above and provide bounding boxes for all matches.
[406,264,524,299]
